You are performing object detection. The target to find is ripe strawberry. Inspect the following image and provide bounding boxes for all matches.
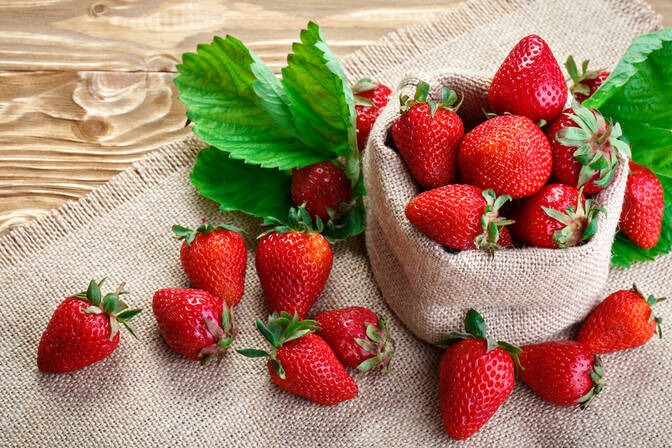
[314,307,395,372]
[457,115,552,199]
[619,161,664,249]
[577,286,664,354]
[510,184,604,248]
[437,310,520,440]
[547,101,630,194]
[405,185,514,252]
[153,288,235,364]
[291,161,352,223]
[256,209,333,319]
[238,312,358,406]
[566,56,610,103]
[172,222,247,308]
[353,78,392,151]
[488,34,567,123]
[38,279,141,373]
[392,82,464,189]
[518,340,604,407]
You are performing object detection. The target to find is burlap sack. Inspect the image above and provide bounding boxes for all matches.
[1,1,669,447]
[363,71,628,346]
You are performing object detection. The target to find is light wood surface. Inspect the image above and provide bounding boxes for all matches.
[0,0,670,233]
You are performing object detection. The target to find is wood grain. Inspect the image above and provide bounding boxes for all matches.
[0,0,669,233]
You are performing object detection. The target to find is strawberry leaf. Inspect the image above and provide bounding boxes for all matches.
[174,35,329,170]
[584,28,672,267]
[191,147,292,223]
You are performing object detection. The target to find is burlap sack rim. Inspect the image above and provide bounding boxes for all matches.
[365,72,629,266]
[0,136,207,271]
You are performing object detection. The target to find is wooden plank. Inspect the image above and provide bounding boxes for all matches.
[0,0,461,73]
[0,70,191,232]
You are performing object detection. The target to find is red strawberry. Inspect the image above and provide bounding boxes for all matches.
[577,286,664,353]
[405,185,514,252]
[510,184,604,248]
[238,312,358,406]
[152,288,235,363]
[547,101,630,194]
[457,115,552,199]
[488,34,567,123]
[566,56,610,103]
[291,161,352,223]
[392,82,465,189]
[314,307,395,372]
[38,279,141,373]
[518,340,604,407]
[255,210,333,319]
[172,222,247,308]
[619,161,664,249]
[437,310,520,440]
[353,78,392,151]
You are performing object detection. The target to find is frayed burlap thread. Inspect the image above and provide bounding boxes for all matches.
[1,1,669,447]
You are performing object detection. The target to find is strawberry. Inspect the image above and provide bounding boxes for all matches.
[405,185,514,252]
[619,161,664,249]
[37,279,141,373]
[290,161,352,223]
[565,56,610,103]
[172,222,247,308]
[518,340,604,407]
[314,307,395,372]
[353,78,392,151]
[391,82,465,189]
[577,286,664,354]
[488,34,567,123]
[238,312,358,406]
[256,208,333,319]
[153,288,235,364]
[547,100,630,194]
[457,115,552,199]
[510,184,604,248]
[437,310,520,440]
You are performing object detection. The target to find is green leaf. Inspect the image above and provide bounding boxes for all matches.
[86,280,101,306]
[584,28,672,266]
[357,356,381,372]
[116,308,142,321]
[270,359,286,379]
[191,146,292,223]
[102,293,118,314]
[174,35,327,170]
[281,22,358,160]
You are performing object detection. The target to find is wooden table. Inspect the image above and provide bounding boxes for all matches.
[1,0,670,233]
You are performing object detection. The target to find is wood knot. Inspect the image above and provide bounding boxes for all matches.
[89,3,107,17]
[78,116,109,140]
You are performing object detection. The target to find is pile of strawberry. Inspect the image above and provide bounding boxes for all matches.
[439,286,664,440]
[37,216,395,407]
[387,35,664,252]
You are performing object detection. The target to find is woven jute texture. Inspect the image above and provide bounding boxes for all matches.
[0,1,669,447]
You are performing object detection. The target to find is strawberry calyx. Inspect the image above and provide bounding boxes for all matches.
[197,302,237,365]
[74,278,141,341]
[352,78,379,107]
[542,186,606,248]
[474,189,515,254]
[556,99,631,189]
[632,284,666,338]
[575,356,605,408]
[172,221,244,247]
[399,81,463,119]
[437,309,522,373]
[260,204,326,238]
[565,56,607,99]
[354,316,396,373]
[237,311,320,379]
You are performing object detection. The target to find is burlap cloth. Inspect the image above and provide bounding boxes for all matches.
[0,1,669,446]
